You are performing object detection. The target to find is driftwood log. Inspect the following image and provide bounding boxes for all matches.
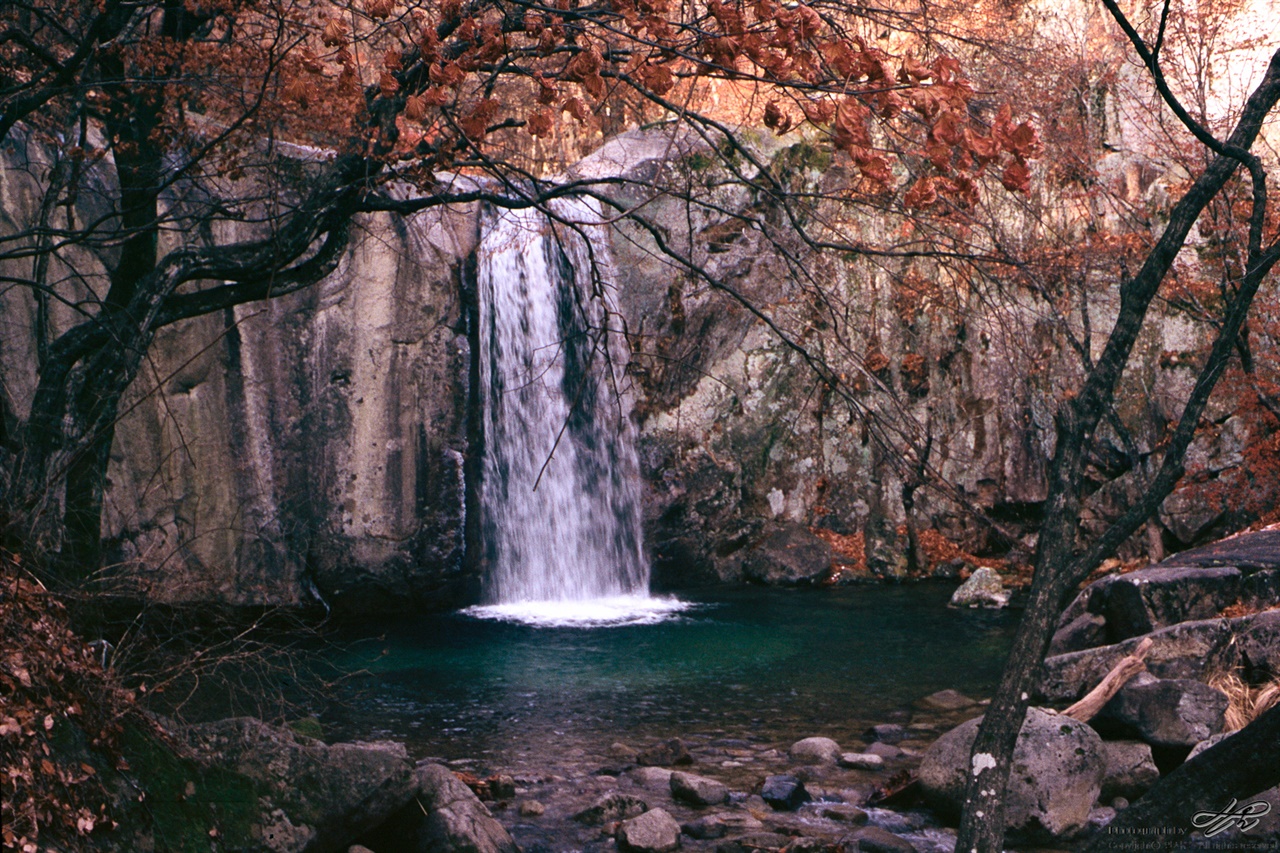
[1061,637,1154,722]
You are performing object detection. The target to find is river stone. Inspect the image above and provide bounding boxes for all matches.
[1097,673,1228,747]
[1100,740,1160,801]
[638,738,694,766]
[917,707,1106,842]
[788,737,842,765]
[405,763,520,853]
[820,804,869,824]
[671,771,729,806]
[682,815,729,839]
[838,753,884,770]
[948,567,1009,609]
[839,826,918,853]
[616,807,681,853]
[915,689,979,712]
[630,766,676,789]
[741,523,834,586]
[713,832,791,853]
[863,742,903,759]
[863,724,907,744]
[573,791,649,825]
[760,775,810,810]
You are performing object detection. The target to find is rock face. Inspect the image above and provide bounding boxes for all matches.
[1100,740,1160,801]
[918,707,1106,842]
[741,524,834,585]
[181,717,418,853]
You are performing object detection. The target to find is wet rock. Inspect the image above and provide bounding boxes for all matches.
[630,767,676,789]
[1100,740,1160,801]
[863,743,903,760]
[349,846,376,853]
[914,689,979,712]
[760,775,810,811]
[682,815,729,839]
[616,807,681,853]
[948,567,1009,609]
[918,707,1106,842]
[670,771,729,806]
[368,763,519,853]
[638,738,694,766]
[1097,673,1228,747]
[611,742,640,761]
[742,524,834,586]
[788,737,841,765]
[863,724,907,744]
[487,774,516,800]
[518,800,545,817]
[573,791,649,825]
[839,826,918,853]
[714,832,792,853]
[819,804,868,824]
[181,717,417,853]
[837,753,884,771]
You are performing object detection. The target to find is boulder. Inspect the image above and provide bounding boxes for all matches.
[819,804,868,824]
[948,567,1009,609]
[1040,619,1236,702]
[616,808,682,853]
[573,791,649,825]
[788,737,841,765]
[393,763,520,853]
[681,815,729,839]
[670,771,729,806]
[760,775,810,811]
[181,717,417,853]
[742,524,833,586]
[1236,609,1280,680]
[838,753,884,771]
[1101,565,1241,641]
[630,767,676,789]
[1096,673,1228,747]
[1048,612,1108,656]
[638,738,694,766]
[917,707,1106,842]
[1099,740,1160,801]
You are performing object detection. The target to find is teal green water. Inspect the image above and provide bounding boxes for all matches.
[325,584,1016,775]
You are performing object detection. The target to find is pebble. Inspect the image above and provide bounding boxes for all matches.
[519,800,545,817]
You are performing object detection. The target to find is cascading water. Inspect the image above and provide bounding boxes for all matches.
[465,198,685,627]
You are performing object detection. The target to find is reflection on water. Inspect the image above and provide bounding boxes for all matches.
[325,584,1016,775]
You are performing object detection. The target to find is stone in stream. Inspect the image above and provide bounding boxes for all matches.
[713,832,792,853]
[914,689,979,712]
[518,800,545,817]
[572,791,649,825]
[616,807,682,853]
[670,770,730,806]
[788,737,841,765]
[837,753,884,771]
[819,804,869,824]
[948,567,1009,609]
[638,738,693,766]
[681,815,729,839]
[839,824,921,850]
[760,775,810,810]
[839,826,918,853]
[630,766,676,789]
[863,724,907,744]
[862,742,903,759]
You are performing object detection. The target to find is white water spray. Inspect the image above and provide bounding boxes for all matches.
[465,199,684,627]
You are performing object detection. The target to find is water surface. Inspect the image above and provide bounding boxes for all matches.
[325,584,1016,776]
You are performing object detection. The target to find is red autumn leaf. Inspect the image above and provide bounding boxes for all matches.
[322,19,347,47]
[563,96,591,121]
[403,94,427,121]
[832,98,870,151]
[764,100,792,133]
[639,64,675,96]
[366,0,394,19]
[526,109,554,137]
[801,98,835,124]
[1001,160,1031,193]
[903,177,939,208]
[379,71,399,97]
[795,4,822,39]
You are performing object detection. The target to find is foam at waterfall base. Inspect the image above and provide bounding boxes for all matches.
[463,594,691,628]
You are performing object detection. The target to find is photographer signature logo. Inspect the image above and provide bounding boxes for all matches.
[1192,798,1272,837]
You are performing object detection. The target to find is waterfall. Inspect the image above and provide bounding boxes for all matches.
[466,198,683,627]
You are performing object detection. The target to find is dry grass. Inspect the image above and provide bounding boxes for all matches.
[1208,669,1280,732]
